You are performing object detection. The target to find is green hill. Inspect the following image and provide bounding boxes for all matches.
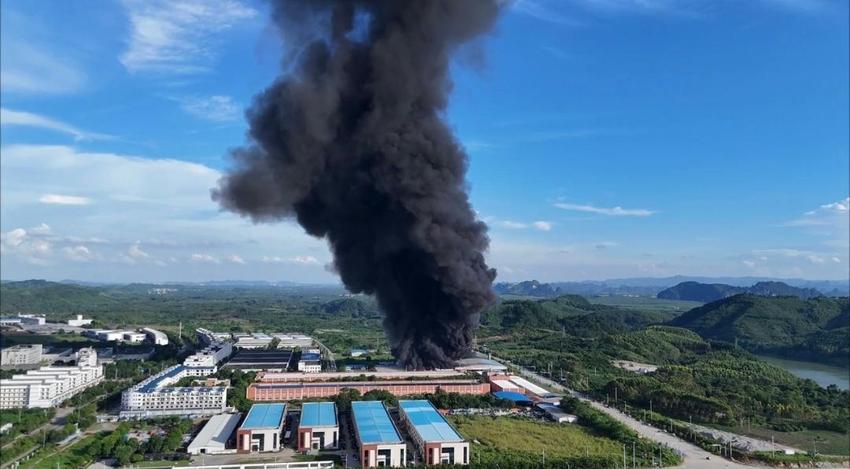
[657,280,823,302]
[669,294,849,366]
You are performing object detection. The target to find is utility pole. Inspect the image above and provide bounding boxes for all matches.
[632,441,636,468]
[623,444,627,469]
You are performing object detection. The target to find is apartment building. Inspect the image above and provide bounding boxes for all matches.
[0,348,103,409]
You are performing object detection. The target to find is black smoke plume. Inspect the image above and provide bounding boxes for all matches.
[213,0,501,369]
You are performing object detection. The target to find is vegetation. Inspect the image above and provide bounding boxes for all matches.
[669,294,849,366]
[0,408,55,445]
[450,414,679,468]
[657,281,823,302]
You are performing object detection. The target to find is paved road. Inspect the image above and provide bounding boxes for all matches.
[500,356,768,469]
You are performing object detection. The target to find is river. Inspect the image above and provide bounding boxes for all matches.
[757,355,849,390]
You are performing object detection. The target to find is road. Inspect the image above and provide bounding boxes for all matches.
[500,356,768,469]
[1,407,74,451]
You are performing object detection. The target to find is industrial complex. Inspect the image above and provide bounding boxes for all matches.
[0,348,103,409]
[248,380,490,401]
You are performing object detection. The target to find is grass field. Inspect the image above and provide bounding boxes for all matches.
[449,415,623,465]
[708,423,850,457]
[587,296,702,313]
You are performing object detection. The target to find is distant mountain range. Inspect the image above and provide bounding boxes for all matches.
[493,276,848,298]
[657,281,824,302]
[669,294,849,367]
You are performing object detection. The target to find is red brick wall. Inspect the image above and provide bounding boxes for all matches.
[247,381,489,401]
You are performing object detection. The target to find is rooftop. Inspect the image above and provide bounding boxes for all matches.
[351,401,402,445]
[139,365,186,393]
[399,400,463,443]
[493,391,534,404]
[300,402,337,428]
[187,413,242,451]
[241,403,286,430]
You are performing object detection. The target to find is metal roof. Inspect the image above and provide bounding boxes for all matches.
[241,403,286,430]
[187,413,242,451]
[139,365,186,393]
[300,402,337,428]
[351,401,402,445]
[399,400,463,443]
[493,391,534,403]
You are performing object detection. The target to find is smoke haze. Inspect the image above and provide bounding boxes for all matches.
[213,0,501,369]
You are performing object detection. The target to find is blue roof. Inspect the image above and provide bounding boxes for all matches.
[139,365,186,393]
[351,401,402,445]
[300,352,320,361]
[399,400,462,443]
[493,391,533,403]
[241,404,286,430]
[300,402,337,428]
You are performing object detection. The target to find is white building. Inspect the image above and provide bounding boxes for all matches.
[237,404,286,453]
[122,332,147,343]
[235,333,273,349]
[120,365,225,418]
[16,314,46,326]
[143,328,169,346]
[187,413,242,455]
[273,334,313,349]
[184,342,232,369]
[398,400,468,465]
[0,348,103,409]
[1,344,43,367]
[536,403,577,423]
[67,315,93,327]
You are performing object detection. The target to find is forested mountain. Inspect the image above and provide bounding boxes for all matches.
[482,295,675,336]
[669,294,849,366]
[657,280,823,302]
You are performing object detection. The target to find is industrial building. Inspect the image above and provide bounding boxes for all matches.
[235,333,274,349]
[273,333,313,348]
[16,314,46,326]
[351,401,406,468]
[536,403,577,423]
[297,350,321,373]
[67,315,93,327]
[398,400,468,465]
[298,402,338,451]
[184,342,232,370]
[120,365,225,418]
[488,375,554,400]
[123,331,147,343]
[247,380,490,401]
[0,348,103,409]
[256,369,465,383]
[187,413,242,455]
[225,349,292,371]
[143,327,169,345]
[237,403,286,453]
[1,344,43,367]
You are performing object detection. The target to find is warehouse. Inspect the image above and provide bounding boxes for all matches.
[237,403,286,453]
[225,349,292,372]
[298,402,338,451]
[187,413,242,455]
[351,401,406,468]
[398,400,468,465]
[297,351,321,373]
[248,380,489,401]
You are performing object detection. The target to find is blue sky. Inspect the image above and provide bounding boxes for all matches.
[1,0,847,283]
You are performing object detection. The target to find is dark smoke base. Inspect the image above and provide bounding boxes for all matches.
[213,0,500,369]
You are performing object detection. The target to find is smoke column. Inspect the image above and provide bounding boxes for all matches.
[213,0,500,369]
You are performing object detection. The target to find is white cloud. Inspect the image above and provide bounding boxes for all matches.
[512,0,581,25]
[554,201,655,217]
[1,108,113,141]
[262,255,320,266]
[175,95,240,122]
[190,253,220,264]
[532,221,553,231]
[120,0,256,74]
[789,197,850,226]
[742,260,756,268]
[227,254,245,264]
[128,243,150,259]
[499,220,528,229]
[1,226,52,265]
[39,194,92,206]
[0,43,86,94]
[63,245,94,262]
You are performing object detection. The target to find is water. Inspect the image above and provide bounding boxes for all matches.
[757,355,850,390]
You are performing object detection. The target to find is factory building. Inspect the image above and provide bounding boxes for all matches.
[398,400,468,465]
[297,350,321,373]
[122,331,147,343]
[237,403,286,453]
[351,401,406,468]
[187,413,242,455]
[273,333,313,348]
[66,315,93,327]
[235,333,274,349]
[120,365,225,418]
[298,402,338,451]
[0,348,103,409]
[256,369,465,383]
[224,349,292,372]
[16,314,46,326]
[1,344,43,367]
[184,342,232,370]
[488,375,555,401]
[143,328,169,346]
[536,403,577,423]
[248,380,489,401]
